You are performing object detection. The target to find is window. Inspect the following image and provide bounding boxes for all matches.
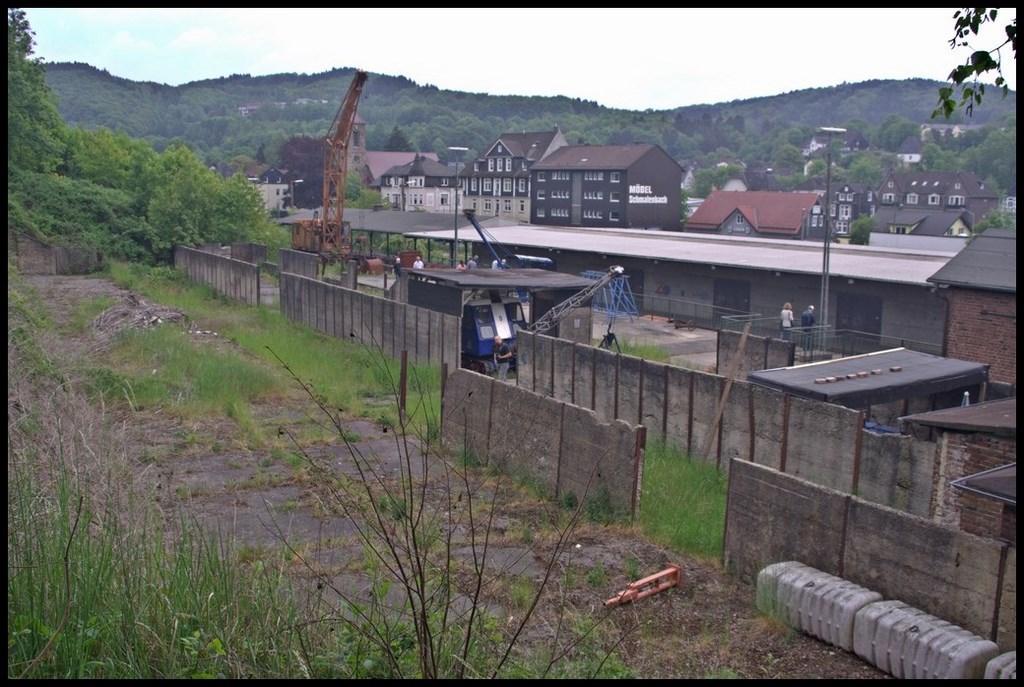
[927,194,940,205]
[488,159,495,172]
[610,172,621,183]
[536,208,546,218]
[609,211,620,221]
[906,193,919,204]
[503,178,512,192]
[471,178,478,192]
[483,179,492,192]
[839,205,851,220]
[503,199,512,212]
[441,178,449,186]
[505,157,512,171]
[537,171,546,182]
[518,200,526,212]
[583,209,603,219]
[882,193,895,204]
[484,199,492,212]
[835,220,849,235]
[517,179,526,193]
[734,214,746,226]
[947,195,965,206]
[609,192,621,203]
[537,189,546,200]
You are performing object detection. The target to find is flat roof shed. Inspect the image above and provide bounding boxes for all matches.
[746,348,989,408]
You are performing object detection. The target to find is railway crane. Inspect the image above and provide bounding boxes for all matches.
[291,69,368,272]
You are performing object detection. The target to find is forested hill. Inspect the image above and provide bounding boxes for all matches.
[43,61,1017,165]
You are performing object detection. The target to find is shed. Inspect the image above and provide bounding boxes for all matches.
[746,348,989,408]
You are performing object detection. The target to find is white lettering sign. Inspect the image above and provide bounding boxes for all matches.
[629,195,669,204]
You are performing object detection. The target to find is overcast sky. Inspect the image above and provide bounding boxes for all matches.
[21,8,1018,111]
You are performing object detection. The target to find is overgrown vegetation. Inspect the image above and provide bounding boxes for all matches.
[8,263,734,678]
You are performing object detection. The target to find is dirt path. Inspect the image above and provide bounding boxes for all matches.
[15,273,891,679]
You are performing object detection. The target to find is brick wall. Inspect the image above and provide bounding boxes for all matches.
[945,289,1016,386]
[940,432,1017,542]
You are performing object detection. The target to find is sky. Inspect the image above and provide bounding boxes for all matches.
[20,8,1018,111]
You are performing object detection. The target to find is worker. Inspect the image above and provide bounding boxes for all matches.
[393,255,402,278]
[493,336,514,381]
[413,255,424,269]
[467,255,478,269]
[456,261,467,271]
[492,258,500,269]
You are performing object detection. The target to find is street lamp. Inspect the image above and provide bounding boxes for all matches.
[816,126,846,348]
[448,146,468,267]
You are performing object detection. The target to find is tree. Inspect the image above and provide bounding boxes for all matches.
[934,8,1017,119]
[849,215,875,245]
[8,8,65,173]
[384,125,414,151]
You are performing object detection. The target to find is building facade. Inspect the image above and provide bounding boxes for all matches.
[378,154,459,214]
[462,127,568,223]
[529,144,683,230]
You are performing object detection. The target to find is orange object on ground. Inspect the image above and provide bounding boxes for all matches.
[604,565,681,607]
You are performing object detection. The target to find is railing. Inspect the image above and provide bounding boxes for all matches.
[638,293,747,331]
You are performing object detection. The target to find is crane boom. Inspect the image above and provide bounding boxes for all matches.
[529,265,626,334]
[290,70,368,267]
[463,208,515,267]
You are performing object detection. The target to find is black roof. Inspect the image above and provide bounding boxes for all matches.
[927,228,1016,293]
[746,348,989,408]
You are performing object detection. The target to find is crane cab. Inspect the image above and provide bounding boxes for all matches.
[461,291,526,372]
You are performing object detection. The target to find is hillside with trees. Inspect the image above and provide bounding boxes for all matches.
[44,63,1016,187]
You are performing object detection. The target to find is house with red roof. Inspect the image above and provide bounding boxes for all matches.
[683,190,823,239]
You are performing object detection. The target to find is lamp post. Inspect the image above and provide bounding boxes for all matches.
[816,126,846,348]
[448,146,468,267]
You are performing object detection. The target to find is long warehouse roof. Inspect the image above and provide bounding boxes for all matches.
[404,224,958,287]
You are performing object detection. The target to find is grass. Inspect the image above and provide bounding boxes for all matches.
[7,262,732,679]
[638,440,728,560]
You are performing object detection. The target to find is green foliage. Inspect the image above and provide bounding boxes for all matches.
[8,8,66,173]
[639,441,727,560]
[849,215,875,245]
[934,8,1017,119]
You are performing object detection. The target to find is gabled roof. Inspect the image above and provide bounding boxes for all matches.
[927,228,1017,293]
[881,170,999,201]
[379,153,450,179]
[364,151,439,184]
[686,190,819,236]
[530,144,677,170]
[872,207,969,237]
[487,127,566,162]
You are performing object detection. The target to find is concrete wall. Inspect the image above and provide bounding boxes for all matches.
[17,234,102,275]
[279,272,459,370]
[724,460,1015,652]
[441,368,643,518]
[514,330,939,516]
[279,249,319,280]
[174,246,260,306]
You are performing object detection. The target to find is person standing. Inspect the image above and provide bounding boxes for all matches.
[413,255,424,269]
[456,261,467,271]
[493,335,513,381]
[467,255,478,269]
[800,305,816,349]
[393,255,402,278]
[779,302,794,341]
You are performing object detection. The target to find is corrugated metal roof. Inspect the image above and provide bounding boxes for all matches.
[404,266,595,291]
[927,228,1016,293]
[951,463,1015,506]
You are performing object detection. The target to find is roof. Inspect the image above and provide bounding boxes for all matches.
[363,151,439,183]
[950,463,1016,506]
[927,228,1017,293]
[746,348,989,408]
[404,266,596,292]
[882,170,999,201]
[530,144,678,171]
[488,128,566,162]
[686,190,821,236]
[401,220,959,287]
[900,397,1016,438]
[872,207,969,237]
[379,153,450,179]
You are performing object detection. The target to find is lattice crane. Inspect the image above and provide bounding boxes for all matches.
[291,69,368,268]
